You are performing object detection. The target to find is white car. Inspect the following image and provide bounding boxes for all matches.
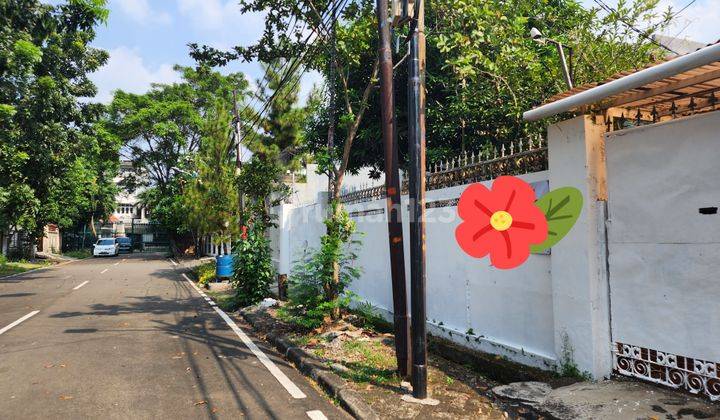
[93,238,119,257]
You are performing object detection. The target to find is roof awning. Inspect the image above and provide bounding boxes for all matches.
[523,42,720,121]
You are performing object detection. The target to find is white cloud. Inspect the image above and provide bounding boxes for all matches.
[112,0,171,25]
[89,46,181,103]
[177,0,265,39]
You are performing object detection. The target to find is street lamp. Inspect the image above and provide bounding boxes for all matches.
[530,27,574,89]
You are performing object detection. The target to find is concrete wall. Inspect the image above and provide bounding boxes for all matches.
[343,171,557,369]
[547,116,612,378]
[269,119,619,375]
[605,112,720,363]
[273,169,557,370]
[270,112,720,378]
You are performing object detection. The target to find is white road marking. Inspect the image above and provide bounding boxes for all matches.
[182,273,307,399]
[100,268,108,274]
[73,281,89,290]
[113,262,120,266]
[306,410,328,420]
[0,311,40,336]
[169,259,178,266]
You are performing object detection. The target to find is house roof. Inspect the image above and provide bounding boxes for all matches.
[524,40,720,121]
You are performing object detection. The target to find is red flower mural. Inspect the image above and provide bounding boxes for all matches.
[455,176,548,269]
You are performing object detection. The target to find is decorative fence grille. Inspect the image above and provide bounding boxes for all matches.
[613,342,720,401]
[340,137,548,205]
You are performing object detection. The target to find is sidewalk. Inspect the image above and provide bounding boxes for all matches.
[493,378,719,419]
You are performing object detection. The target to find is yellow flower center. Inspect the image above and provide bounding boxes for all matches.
[490,210,513,231]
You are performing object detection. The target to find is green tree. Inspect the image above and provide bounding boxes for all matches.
[302,0,673,174]
[191,0,379,319]
[252,60,306,170]
[0,0,116,252]
[183,104,239,246]
[107,66,250,237]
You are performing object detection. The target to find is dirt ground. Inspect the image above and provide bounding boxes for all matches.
[245,305,542,419]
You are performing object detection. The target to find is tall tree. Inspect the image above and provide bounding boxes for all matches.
[0,0,116,251]
[306,0,674,174]
[190,0,379,202]
[191,0,380,319]
[253,60,305,170]
[183,105,239,245]
[107,65,250,235]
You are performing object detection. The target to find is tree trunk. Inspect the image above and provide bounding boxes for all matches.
[325,183,343,321]
[89,214,97,238]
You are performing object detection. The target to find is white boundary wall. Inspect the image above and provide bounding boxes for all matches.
[272,171,560,370]
[269,115,629,376]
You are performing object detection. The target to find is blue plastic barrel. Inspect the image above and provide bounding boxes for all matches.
[216,254,233,278]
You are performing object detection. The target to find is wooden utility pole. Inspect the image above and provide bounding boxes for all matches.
[407,0,428,399]
[375,0,410,378]
[327,0,337,196]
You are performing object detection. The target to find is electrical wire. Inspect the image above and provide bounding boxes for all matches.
[236,0,350,147]
[592,0,678,54]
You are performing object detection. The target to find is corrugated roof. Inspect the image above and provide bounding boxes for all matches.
[540,40,720,117]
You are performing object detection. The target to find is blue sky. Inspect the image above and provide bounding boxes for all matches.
[88,0,719,104]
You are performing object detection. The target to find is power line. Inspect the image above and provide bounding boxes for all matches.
[236,0,349,147]
[642,0,697,41]
[238,0,346,119]
[592,0,678,54]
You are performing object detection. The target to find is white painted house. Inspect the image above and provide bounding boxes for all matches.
[112,160,150,226]
[268,41,720,401]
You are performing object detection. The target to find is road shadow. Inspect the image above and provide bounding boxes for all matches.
[46,265,295,419]
[0,292,35,298]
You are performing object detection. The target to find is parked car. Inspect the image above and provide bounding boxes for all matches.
[93,238,119,257]
[116,237,133,254]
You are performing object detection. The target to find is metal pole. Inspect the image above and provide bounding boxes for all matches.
[376,0,410,378]
[407,0,427,399]
[553,41,573,90]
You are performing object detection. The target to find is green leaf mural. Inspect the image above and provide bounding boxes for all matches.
[531,187,583,253]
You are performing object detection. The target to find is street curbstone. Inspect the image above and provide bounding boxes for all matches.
[337,388,380,420]
[239,308,380,420]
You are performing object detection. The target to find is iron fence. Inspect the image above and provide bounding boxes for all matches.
[340,137,548,205]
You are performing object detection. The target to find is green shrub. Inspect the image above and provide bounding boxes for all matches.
[195,262,216,288]
[0,254,7,265]
[279,224,361,329]
[231,223,274,307]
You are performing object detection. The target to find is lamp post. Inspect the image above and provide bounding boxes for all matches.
[530,27,574,89]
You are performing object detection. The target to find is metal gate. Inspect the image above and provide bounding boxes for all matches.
[605,112,720,400]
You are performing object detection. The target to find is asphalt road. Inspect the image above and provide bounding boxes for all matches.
[0,254,348,420]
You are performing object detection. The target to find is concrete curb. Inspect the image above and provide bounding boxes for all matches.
[0,258,79,280]
[240,308,380,420]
